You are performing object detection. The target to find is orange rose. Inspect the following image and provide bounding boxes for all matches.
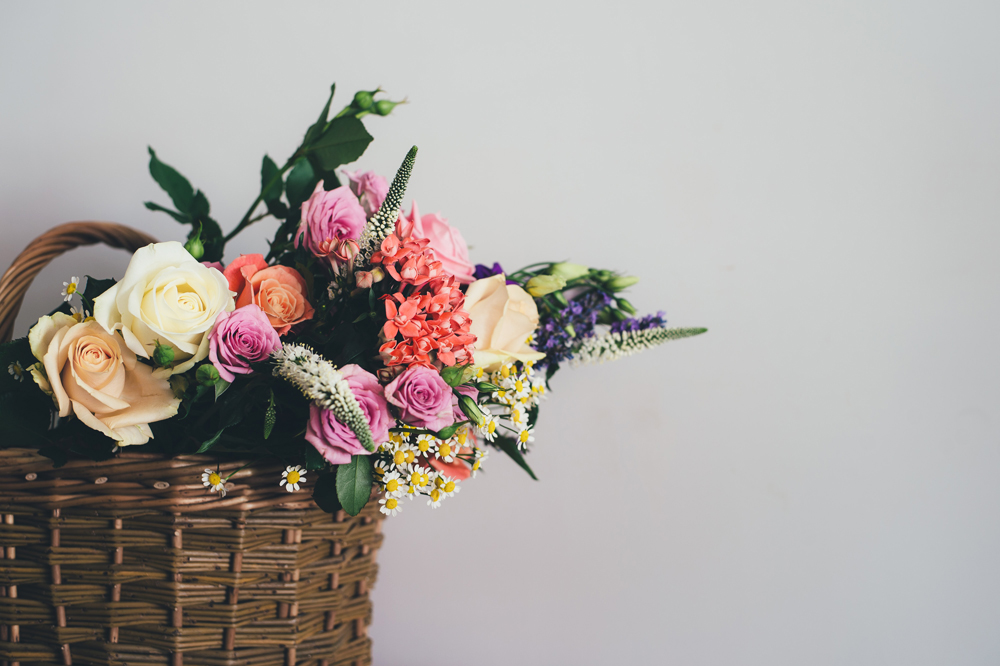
[223,254,314,335]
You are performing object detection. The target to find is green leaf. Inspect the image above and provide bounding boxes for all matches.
[148,147,195,213]
[214,378,231,401]
[144,201,190,224]
[196,429,224,454]
[260,155,287,217]
[309,116,373,172]
[285,157,318,211]
[312,471,343,513]
[304,83,336,146]
[433,421,467,440]
[190,190,211,218]
[440,364,469,388]
[335,454,373,516]
[304,445,327,471]
[80,276,117,314]
[494,436,538,480]
[263,390,276,439]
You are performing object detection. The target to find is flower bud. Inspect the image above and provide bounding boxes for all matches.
[370,266,386,283]
[373,99,402,116]
[550,262,589,281]
[170,374,189,399]
[607,275,640,292]
[333,239,360,262]
[616,298,637,316]
[590,269,614,282]
[152,340,175,367]
[551,290,569,307]
[352,90,375,111]
[355,271,374,289]
[196,364,221,386]
[458,394,486,426]
[184,236,204,260]
[526,275,566,297]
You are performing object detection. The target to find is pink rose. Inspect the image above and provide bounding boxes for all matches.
[343,170,388,217]
[396,202,475,283]
[208,305,282,383]
[305,364,391,464]
[295,183,367,269]
[384,365,454,431]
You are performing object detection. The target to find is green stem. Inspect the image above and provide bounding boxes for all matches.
[224,152,302,244]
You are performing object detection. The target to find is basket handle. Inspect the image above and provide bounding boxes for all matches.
[0,222,158,343]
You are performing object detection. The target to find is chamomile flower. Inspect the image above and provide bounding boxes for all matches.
[390,442,417,468]
[382,470,406,498]
[7,361,24,383]
[438,475,460,499]
[511,375,531,400]
[508,402,527,427]
[406,465,431,496]
[202,468,227,496]
[479,414,499,442]
[426,487,444,508]
[373,460,388,478]
[516,426,535,450]
[522,360,536,377]
[415,433,436,455]
[69,304,90,322]
[473,366,485,380]
[379,496,403,516]
[435,439,456,463]
[471,448,489,478]
[280,465,306,492]
[61,276,81,302]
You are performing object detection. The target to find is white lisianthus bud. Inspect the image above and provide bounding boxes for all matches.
[526,275,567,297]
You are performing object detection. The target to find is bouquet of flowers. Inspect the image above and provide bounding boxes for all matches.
[0,85,705,518]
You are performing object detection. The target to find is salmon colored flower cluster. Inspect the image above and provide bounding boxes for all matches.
[372,232,476,368]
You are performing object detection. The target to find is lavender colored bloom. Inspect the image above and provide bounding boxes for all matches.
[473,262,504,280]
[534,291,613,367]
[610,311,667,334]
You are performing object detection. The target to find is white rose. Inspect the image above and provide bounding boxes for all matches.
[464,274,546,372]
[94,241,235,376]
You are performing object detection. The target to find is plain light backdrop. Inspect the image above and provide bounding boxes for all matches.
[3,1,999,664]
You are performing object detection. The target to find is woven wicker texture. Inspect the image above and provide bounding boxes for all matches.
[0,221,157,343]
[0,224,385,665]
[0,449,384,666]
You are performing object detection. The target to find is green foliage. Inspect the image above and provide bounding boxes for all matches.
[312,471,343,513]
[285,157,319,212]
[336,454,373,516]
[261,155,288,218]
[263,391,276,439]
[458,394,485,426]
[494,435,538,481]
[145,148,225,262]
[308,116,374,173]
[79,276,116,314]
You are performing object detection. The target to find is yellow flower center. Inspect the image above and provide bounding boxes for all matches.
[438,443,451,458]
[408,485,416,494]
[512,411,522,423]
[404,450,415,464]
[519,430,530,444]
[208,473,221,486]
[430,489,440,502]
[456,429,467,445]
[487,421,497,435]
[444,481,455,493]
[286,470,300,484]
[393,450,405,465]
[472,460,481,471]
[390,433,402,444]
[417,439,430,452]
[385,498,398,510]
[375,465,385,476]
[66,283,77,295]
[515,380,524,392]
[420,473,429,486]
[500,365,510,379]
[435,477,444,488]
[386,478,399,492]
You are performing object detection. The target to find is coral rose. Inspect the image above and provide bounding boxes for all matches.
[28,313,179,445]
[93,242,235,376]
[396,202,475,283]
[464,274,546,371]
[223,254,314,335]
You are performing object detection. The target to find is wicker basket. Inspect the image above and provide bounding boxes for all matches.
[0,223,384,666]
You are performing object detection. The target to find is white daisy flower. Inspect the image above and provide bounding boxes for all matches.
[280,465,306,492]
[7,361,24,383]
[202,468,227,497]
[61,276,81,302]
[471,448,489,478]
[508,403,528,428]
[438,475,461,499]
[69,304,90,322]
[379,496,403,516]
[516,426,535,450]
[426,487,444,509]
[389,441,418,469]
[382,470,406,498]
[414,433,438,456]
[406,465,431,497]
[478,414,499,442]
[434,439,456,463]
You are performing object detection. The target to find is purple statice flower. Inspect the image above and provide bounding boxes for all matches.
[473,262,505,280]
[610,311,667,334]
[534,291,613,367]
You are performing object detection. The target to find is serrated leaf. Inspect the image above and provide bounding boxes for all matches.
[495,436,538,480]
[312,471,343,513]
[285,157,318,212]
[148,147,195,213]
[309,116,373,172]
[335,455,373,516]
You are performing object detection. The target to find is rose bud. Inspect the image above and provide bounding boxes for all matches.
[355,271,374,289]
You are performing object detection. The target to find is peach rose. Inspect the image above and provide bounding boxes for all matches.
[28,313,180,445]
[223,254,315,335]
[464,274,546,371]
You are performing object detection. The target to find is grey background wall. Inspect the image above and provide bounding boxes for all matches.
[3,1,999,664]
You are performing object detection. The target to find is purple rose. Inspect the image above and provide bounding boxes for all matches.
[305,364,391,465]
[343,170,388,217]
[384,365,454,431]
[208,305,282,382]
[295,183,367,268]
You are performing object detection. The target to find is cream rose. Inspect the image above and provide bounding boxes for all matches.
[28,313,180,445]
[94,242,235,375]
[464,274,546,371]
